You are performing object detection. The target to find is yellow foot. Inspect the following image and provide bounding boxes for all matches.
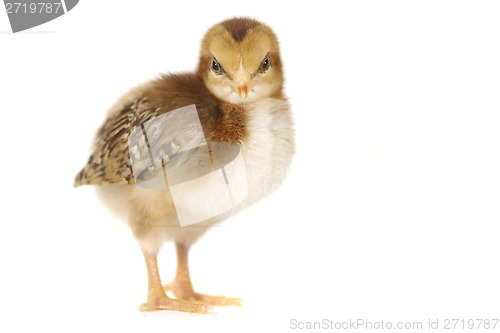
[163,282,243,307]
[139,294,210,313]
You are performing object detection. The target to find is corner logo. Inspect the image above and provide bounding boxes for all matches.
[3,0,78,33]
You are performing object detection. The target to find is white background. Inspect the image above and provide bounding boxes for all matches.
[1,1,499,332]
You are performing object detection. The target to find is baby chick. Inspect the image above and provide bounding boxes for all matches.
[74,17,295,313]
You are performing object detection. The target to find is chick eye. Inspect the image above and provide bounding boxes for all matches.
[211,59,224,75]
[259,56,270,73]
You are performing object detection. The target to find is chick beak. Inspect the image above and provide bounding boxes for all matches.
[237,85,248,99]
[234,61,251,100]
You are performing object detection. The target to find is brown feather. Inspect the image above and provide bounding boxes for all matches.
[220,17,261,41]
[74,73,247,187]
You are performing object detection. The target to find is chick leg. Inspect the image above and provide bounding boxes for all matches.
[163,242,242,307]
[139,249,210,313]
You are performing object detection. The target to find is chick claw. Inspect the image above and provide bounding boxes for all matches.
[163,281,243,307]
[139,292,211,313]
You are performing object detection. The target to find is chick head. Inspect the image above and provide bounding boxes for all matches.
[197,17,284,105]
